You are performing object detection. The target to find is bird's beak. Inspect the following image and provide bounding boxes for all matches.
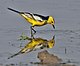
[52,25,55,29]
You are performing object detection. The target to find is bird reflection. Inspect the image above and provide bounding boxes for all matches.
[8,35,55,59]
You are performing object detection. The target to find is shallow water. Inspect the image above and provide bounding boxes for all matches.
[0,29,80,66]
[0,0,80,66]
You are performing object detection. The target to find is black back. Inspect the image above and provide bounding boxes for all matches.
[33,14,49,20]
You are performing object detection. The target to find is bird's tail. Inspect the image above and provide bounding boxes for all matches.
[8,51,22,59]
[8,7,21,14]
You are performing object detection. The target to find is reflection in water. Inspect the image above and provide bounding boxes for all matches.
[8,35,55,59]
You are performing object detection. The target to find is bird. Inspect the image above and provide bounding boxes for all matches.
[8,36,55,59]
[8,7,55,37]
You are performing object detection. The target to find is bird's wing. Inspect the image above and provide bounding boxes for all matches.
[33,14,49,21]
[23,12,33,18]
[23,12,41,21]
[32,14,43,21]
[22,12,48,21]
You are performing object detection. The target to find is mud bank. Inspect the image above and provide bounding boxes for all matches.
[31,50,75,66]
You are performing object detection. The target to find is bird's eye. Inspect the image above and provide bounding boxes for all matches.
[51,41,53,43]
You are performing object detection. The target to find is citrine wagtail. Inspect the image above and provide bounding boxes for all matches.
[8,8,55,37]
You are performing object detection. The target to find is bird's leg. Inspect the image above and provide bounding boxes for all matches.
[30,26,36,37]
[30,26,33,37]
[32,26,36,34]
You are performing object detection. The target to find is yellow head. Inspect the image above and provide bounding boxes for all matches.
[47,16,55,29]
[48,36,55,48]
